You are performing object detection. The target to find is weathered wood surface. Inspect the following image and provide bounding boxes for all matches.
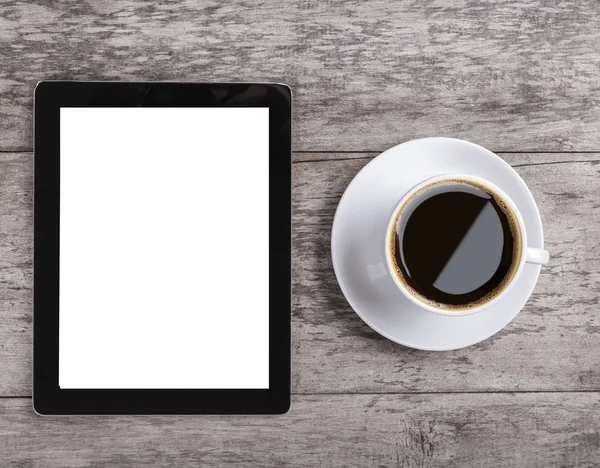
[294,152,600,165]
[2,151,599,396]
[2,394,600,467]
[2,1,600,152]
[2,3,600,461]
[0,152,31,396]
[293,154,600,393]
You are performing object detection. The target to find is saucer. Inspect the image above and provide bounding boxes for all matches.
[331,137,545,351]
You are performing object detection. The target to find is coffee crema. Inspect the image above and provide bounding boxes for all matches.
[388,179,522,310]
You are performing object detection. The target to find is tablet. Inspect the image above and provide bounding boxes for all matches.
[33,82,291,414]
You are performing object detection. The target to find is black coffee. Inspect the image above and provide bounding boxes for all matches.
[389,181,521,309]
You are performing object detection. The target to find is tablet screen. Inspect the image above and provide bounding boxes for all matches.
[58,107,269,389]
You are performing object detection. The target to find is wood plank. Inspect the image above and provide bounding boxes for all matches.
[0,152,32,397]
[2,152,599,395]
[2,1,600,152]
[293,155,600,393]
[295,152,600,165]
[2,394,600,467]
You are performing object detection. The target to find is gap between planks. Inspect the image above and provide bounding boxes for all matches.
[5,149,600,154]
[293,156,600,166]
[5,390,600,400]
[4,150,600,168]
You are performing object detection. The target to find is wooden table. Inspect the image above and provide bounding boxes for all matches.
[2,1,600,466]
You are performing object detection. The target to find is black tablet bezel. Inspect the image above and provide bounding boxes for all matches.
[33,82,291,415]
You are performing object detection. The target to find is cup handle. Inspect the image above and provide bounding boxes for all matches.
[525,247,549,265]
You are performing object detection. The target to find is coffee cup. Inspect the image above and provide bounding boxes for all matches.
[384,174,549,316]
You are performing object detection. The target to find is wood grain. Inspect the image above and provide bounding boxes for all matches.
[293,155,600,393]
[294,152,600,165]
[0,152,32,397]
[2,1,600,152]
[2,152,599,396]
[2,394,600,467]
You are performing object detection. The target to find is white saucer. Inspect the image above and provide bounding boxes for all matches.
[331,137,545,351]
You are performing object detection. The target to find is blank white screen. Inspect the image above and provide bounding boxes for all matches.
[59,107,269,389]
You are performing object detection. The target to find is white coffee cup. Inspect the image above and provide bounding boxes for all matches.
[384,174,549,317]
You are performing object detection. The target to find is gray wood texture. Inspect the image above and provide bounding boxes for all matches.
[2,152,599,397]
[2,1,600,152]
[3,0,600,465]
[2,394,600,467]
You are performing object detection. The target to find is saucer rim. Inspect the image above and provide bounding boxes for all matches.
[331,137,544,351]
